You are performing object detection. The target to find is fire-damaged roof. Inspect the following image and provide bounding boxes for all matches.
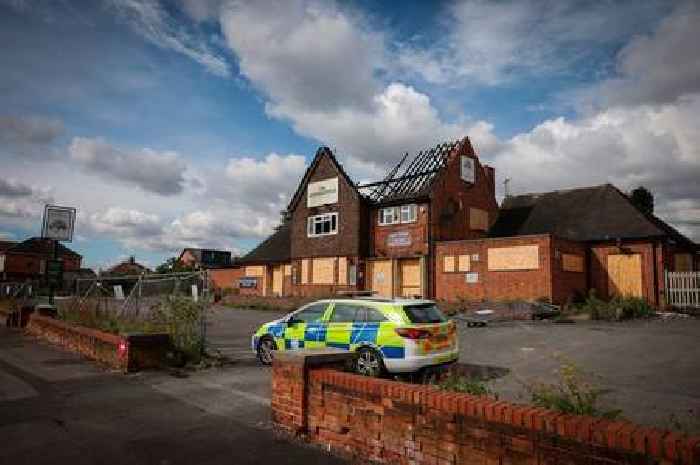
[358,140,461,204]
[490,184,696,248]
[239,222,291,264]
[4,237,81,257]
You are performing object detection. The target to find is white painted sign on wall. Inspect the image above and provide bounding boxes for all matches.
[307,177,339,207]
[460,156,475,184]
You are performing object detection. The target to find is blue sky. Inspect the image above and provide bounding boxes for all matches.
[1,0,698,270]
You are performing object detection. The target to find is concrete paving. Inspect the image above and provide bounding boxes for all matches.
[0,323,346,465]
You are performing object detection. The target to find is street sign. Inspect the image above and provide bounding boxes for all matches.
[42,205,76,242]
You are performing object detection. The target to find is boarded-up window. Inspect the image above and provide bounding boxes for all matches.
[458,255,470,272]
[675,253,693,272]
[488,245,539,271]
[469,207,489,231]
[443,256,455,273]
[338,257,348,285]
[312,258,336,284]
[301,259,309,284]
[562,254,584,272]
[284,264,292,276]
[245,266,265,277]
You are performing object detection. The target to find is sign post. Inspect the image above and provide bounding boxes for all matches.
[41,205,76,305]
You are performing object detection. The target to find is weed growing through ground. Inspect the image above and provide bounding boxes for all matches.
[436,373,492,396]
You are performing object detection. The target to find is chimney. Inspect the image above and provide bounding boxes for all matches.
[129,256,135,264]
[483,164,496,200]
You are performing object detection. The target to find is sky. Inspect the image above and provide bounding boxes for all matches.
[0,0,698,270]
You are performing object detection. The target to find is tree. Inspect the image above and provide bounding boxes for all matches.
[630,186,654,215]
[155,257,194,274]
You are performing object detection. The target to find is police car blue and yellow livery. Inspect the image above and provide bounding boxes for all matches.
[252,298,458,376]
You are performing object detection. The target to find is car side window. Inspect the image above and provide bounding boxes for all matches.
[330,304,359,322]
[363,307,387,322]
[292,303,327,323]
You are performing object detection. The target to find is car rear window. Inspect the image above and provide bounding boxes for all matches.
[403,304,446,323]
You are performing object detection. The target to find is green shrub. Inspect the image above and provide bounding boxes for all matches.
[572,290,654,321]
[527,360,622,419]
[152,296,206,363]
[437,373,491,396]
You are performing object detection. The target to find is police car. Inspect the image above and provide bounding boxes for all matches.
[252,298,458,377]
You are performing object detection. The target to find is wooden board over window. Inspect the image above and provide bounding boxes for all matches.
[488,245,539,271]
[370,259,392,298]
[245,266,265,277]
[272,265,283,296]
[458,255,470,272]
[675,253,693,272]
[562,254,584,272]
[608,254,643,298]
[400,258,421,298]
[337,257,348,285]
[312,257,336,284]
[469,207,489,231]
[301,259,309,284]
[284,264,292,276]
[443,256,455,273]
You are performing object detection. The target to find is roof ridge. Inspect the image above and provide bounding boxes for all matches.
[505,183,612,200]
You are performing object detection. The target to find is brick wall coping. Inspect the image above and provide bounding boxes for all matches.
[29,314,122,345]
[308,367,700,464]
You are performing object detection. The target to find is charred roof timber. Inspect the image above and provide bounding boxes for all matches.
[358,140,461,204]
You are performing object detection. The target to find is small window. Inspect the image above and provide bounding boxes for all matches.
[307,213,338,237]
[330,304,360,322]
[378,207,399,225]
[403,304,446,323]
[361,307,387,322]
[400,204,417,223]
[292,303,328,322]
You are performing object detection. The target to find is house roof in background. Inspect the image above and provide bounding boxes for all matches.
[0,240,18,252]
[239,222,290,265]
[5,237,81,258]
[357,139,463,204]
[490,184,696,247]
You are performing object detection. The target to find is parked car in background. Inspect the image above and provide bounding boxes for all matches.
[252,298,458,377]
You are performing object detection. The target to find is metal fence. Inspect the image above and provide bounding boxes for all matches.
[665,271,700,310]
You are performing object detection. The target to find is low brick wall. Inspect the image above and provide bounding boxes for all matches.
[272,350,700,465]
[25,314,170,373]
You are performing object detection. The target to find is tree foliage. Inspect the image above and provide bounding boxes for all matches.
[155,257,194,274]
[630,186,654,214]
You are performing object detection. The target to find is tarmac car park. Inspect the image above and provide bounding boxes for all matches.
[252,298,459,377]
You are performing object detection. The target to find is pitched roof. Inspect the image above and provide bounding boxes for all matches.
[0,240,18,252]
[490,184,696,247]
[286,146,360,214]
[5,237,81,258]
[357,139,462,204]
[239,222,291,264]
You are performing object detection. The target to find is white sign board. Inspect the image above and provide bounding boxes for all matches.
[191,284,199,302]
[114,285,124,300]
[42,205,76,242]
[465,272,479,283]
[0,254,4,272]
[460,156,475,184]
[307,177,339,207]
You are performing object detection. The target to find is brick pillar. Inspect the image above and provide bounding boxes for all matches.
[271,349,356,436]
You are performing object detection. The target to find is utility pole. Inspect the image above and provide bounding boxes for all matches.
[504,178,512,198]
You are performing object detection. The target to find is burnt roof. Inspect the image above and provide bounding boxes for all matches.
[358,139,461,204]
[490,184,696,247]
[239,222,291,265]
[5,237,81,257]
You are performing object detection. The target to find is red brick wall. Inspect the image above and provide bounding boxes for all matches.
[209,267,246,290]
[290,154,367,259]
[435,236,554,303]
[550,237,588,304]
[430,139,499,243]
[589,241,658,305]
[371,202,429,258]
[272,353,699,465]
[2,252,81,279]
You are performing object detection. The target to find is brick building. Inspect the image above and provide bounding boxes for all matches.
[0,237,82,282]
[212,137,697,306]
[104,256,150,275]
[178,248,232,269]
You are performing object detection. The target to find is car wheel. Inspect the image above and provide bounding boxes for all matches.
[257,337,277,366]
[355,347,384,378]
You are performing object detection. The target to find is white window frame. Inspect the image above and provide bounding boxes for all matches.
[379,204,417,226]
[307,212,338,237]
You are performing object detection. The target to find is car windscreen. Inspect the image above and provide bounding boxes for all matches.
[403,304,446,324]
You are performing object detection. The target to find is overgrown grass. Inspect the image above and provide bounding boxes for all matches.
[152,296,206,363]
[57,299,165,335]
[220,295,318,313]
[525,359,622,419]
[436,373,492,396]
[572,290,655,321]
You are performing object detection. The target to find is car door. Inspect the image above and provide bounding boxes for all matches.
[326,303,360,350]
[283,302,329,350]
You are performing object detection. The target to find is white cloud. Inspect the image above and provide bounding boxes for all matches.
[398,0,665,87]
[177,0,223,22]
[69,137,188,195]
[579,2,700,109]
[0,115,63,158]
[108,0,230,77]
[88,207,162,236]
